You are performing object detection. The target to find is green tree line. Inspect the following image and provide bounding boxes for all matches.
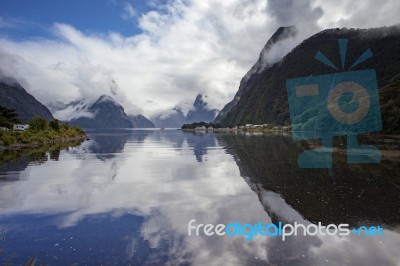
[0,106,85,147]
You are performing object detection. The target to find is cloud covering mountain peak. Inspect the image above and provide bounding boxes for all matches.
[1,0,400,118]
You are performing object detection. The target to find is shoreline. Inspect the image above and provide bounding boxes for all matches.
[181,128,400,137]
[0,135,86,152]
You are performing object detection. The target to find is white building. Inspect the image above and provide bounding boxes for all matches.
[13,124,30,131]
[194,126,206,131]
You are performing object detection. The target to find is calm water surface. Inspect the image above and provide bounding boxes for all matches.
[0,130,399,265]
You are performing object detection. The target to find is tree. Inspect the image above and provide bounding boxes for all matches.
[28,116,47,132]
[49,119,60,131]
[60,122,69,130]
[0,106,20,128]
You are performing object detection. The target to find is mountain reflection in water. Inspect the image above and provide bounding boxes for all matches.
[0,130,399,265]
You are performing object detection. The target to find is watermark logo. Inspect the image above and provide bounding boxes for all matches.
[188,219,384,241]
[286,39,382,168]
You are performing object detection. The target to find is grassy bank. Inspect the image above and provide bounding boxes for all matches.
[0,123,86,150]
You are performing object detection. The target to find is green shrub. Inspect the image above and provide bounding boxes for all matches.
[49,119,60,131]
[2,134,16,146]
[28,116,48,132]
[60,123,69,130]
[0,119,85,147]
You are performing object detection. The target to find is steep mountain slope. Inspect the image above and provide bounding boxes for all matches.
[0,78,54,122]
[153,94,219,128]
[67,95,132,129]
[214,26,297,122]
[128,114,155,128]
[217,25,400,133]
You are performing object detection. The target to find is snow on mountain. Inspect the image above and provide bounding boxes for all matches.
[50,98,96,121]
[67,94,133,128]
[50,94,155,129]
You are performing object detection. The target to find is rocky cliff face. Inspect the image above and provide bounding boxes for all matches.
[0,78,54,122]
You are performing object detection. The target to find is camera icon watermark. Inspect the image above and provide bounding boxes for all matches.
[286,39,382,168]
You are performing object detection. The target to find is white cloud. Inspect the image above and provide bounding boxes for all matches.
[313,0,400,29]
[0,0,399,117]
[121,2,137,21]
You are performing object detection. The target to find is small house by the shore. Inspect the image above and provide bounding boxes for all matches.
[13,124,30,131]
[195,126,206,131]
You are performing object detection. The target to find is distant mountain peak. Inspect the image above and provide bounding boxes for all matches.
[69,95,131,129]
[193,94,207,109]
[128,114,155,128]
[50,93,155,129]
[95,94,117,104]
[246,25,297,78]
[153,93,220,127]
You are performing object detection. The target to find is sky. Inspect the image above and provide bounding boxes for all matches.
[0,0,399,117]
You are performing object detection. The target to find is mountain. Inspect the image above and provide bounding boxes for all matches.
[51,95,155,129]
[56,95,132,129]
[186,94,220,123]
[0,78,54,122]
[216,25,400,133]
[214,26,297,123]
[152,107,186,128]
[153,94,219,128]
[128,114,155,128]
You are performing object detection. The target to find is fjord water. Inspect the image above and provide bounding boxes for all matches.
[0,130,400,265]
